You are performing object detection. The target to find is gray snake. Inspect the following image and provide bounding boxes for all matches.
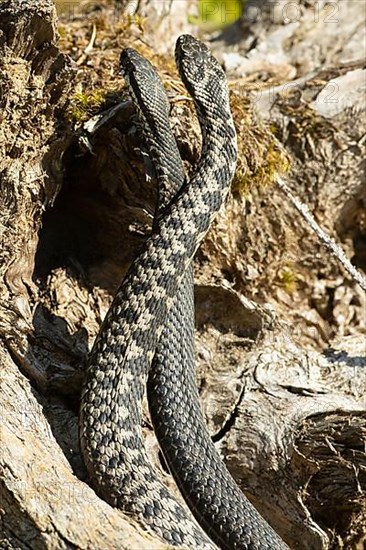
[80,35,288,549]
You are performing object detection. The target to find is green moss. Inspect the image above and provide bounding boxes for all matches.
[57,24,66,38]
[234,140,291,195]
[67,89,108,124]
[277,266,299,294]
[229,91,291,196]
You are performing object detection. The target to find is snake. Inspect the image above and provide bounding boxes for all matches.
[79,35,288,549]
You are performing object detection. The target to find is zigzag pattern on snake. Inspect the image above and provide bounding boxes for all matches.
[79,35,288,549]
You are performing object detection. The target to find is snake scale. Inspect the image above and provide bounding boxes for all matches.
[80,35,288,549]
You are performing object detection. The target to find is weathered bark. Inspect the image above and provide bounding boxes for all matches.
[0,1,365,549]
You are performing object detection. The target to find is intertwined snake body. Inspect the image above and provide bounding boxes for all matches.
[80,35,287,549]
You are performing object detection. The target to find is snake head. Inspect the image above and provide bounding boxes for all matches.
[119,48,170,117]
[175,35,226,96]
[119,48,152,80]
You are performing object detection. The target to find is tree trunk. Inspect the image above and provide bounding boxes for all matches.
[1,1,365,549]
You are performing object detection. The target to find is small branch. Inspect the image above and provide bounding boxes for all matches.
[85,24,97,54]
[276,175,366,292]
[76,23,97,65]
